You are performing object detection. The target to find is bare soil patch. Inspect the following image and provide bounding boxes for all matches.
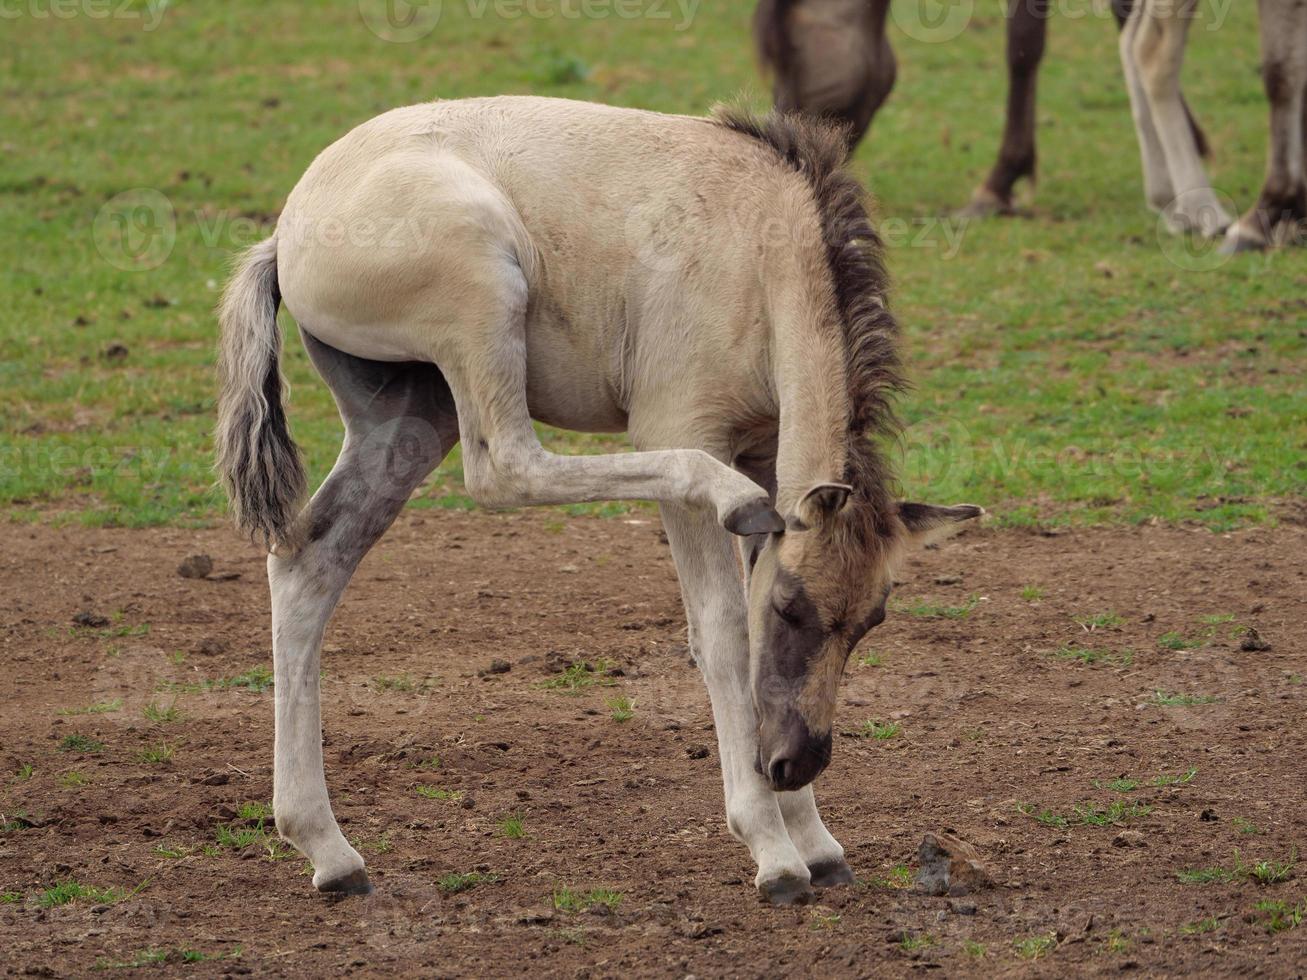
[1,513,1305,976]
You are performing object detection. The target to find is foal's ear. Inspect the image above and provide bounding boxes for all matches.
[790,482,853,531]
[897,502,985,547]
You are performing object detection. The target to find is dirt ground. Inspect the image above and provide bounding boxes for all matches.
[1,511,1305,977]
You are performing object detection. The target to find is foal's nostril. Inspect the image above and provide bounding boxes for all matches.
[768,756,792,788]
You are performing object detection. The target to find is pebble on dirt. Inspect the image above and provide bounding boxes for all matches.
[1240,627,1272,651]
[177,554,215,579]
[72,610,110,628]
[914,831,994,897]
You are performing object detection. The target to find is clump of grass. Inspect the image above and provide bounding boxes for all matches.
[898,932,935,952]
[607,695,634,723]
[1150,690,1218,707]
[1020,585,1045,601]
[1177,850,1296,885]
[1,813,36,833]
[137,742,175,765]
[209,667,274,693]
[1158,631,1200,650]
[58,698,122,716]
[498,815,526,839]
[13,764,34,781]
[410,755,442,771]
[1014,933,1057,959]
[897,595,979,620]
[438,871,497,893]
[39,879,144,908]
[857,720,901,741]
[962,940,986,957]
[1076,611,1124,630]
[1176,866,1237,885]
[58,734,104,753]
[1072,800,1152,827]
[59,771,88,788]
[857,650,884,667]
[1095,776,1140,792]
[1180,917,1221,936]
[553,886,622,912]
[415,785,464,802]
[1,891,22,904]
[1249,854,1296,885]
[1017,803,1069,829]
[870,864,913,889]
[1255,899,1305,934]
[143,700,182,723]
[809,908,841,930]
[1152,767,1198,787]
[238,801,272,822]
[1103,929,1130,954]
[213,803,291,860]
[1233,818,1260,835]
[539,659,616,693]
[1051,645,1133,666]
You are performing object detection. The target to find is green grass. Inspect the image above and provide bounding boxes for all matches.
[1075,611,1125,630]
[58,734,104,753]
[1180,917,1221,936]
[1019,585,1045,601]
[58,698,122,716]
[1050,645,1132,666]
[1158,631,1202,651]
[137,742,175,764]
[2,2,1299,532]
[143,700,182,723]
[1019,799,1150,828]
[38,879,144,908]
[857,720,902,740]
[856,650,885,667]
[553,886,623,913]
[13,764,34,781]
[498,815,526,839]
[1177,851,1297,885]
[415,786,463,802]
[1014,934,1057,960]
[438,871,498,894]
[869,863,914,890]
[539,660,616,693]
[607,695,634,723]
[898,933,935,952]
[1255,899,1305,934]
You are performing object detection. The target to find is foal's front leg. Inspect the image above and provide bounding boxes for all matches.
[660,503,829,905]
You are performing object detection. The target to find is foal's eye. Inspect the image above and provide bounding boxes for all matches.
[772,597,802,626]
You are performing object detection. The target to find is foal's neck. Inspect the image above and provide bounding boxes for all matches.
[769,304,854,517]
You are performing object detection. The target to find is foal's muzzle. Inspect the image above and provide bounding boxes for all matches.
[757,722,832,792]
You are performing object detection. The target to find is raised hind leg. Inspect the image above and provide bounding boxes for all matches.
[1224,0,1307,251]
[270,331,458,894]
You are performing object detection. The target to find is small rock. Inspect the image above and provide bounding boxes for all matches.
[933,573,963,585]
[72,611,110,629]
[197,771,229,786]
[1112,830,1147,848]
[485,659,511,675]
[1240,628,1271,652]
[685,744,710,760]
[1093,260,1115,278]
[101,342,129,361]
[195,637,227,656]
[915,831,993,896]
[178,554,214,579]
[1200,808,1218,822]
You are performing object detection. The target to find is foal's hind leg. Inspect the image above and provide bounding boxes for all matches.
[1223,0,1307,252]
[269,331,457,894]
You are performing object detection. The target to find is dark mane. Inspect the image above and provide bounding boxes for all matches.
[710,105,905,515]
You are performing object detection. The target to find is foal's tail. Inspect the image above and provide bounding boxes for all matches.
[215,235,306,550]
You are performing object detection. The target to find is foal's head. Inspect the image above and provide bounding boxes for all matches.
[746,485,981,792]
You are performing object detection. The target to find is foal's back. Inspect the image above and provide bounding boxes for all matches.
[275,97,818,433]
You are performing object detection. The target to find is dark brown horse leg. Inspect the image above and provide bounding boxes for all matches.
[1222,0,1307,252]
[960,0,1048,216]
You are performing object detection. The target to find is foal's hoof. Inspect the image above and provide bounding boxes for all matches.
[758,874,815,907]
[315,867,373,896]
[1219,232,1266,255]
[954,186,1014,220]
[808,858,856,889]
[724,498,785,537]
